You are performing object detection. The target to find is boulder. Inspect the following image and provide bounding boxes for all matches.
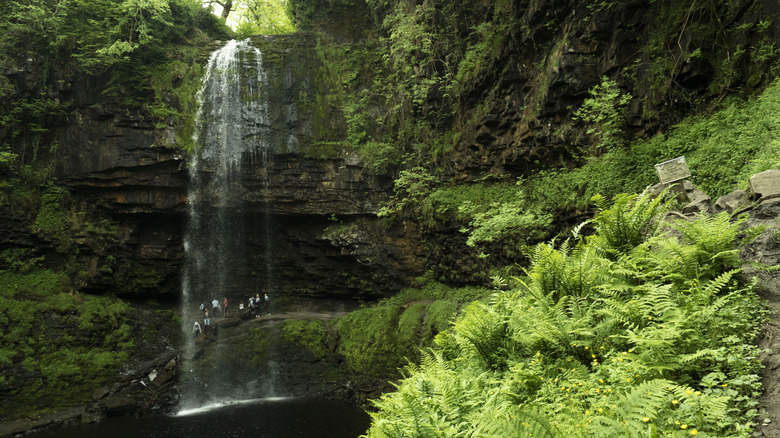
[674,180,711,205]
[715,189,751,214]
[101,393,137,417]
[682,198,714,215]
[749,169,780,200]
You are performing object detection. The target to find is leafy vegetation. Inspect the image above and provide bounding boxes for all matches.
[365,191,768,438]
[333,280,491,381]
[0,268,135,418]
[0,129,151,421]
[0,0,229,153]
[228,0,296,37]
[574,77,632,153]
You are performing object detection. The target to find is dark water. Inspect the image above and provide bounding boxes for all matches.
[28,398,370,438]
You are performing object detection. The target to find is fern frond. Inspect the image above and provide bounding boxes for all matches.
[590,379,675,436]
[514,409,564,438]
[699,268,739,300]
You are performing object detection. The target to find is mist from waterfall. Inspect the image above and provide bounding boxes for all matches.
[179,39,271,410]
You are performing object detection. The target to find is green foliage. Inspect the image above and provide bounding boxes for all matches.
[0,248,45,274]
[77,295,130,332]
[378,167,438,219]
[574,77,632,153]
[0,0,228,151]
[0,266,136,419]
[364,191,768,438]
[517,77,780,224]
[116,264,165,293]
[590,190,668,257]
[638,0,779,108]
[308,37,394,170]
[337,305,405,378]
[335,279,490,380]
[231,0,295,38]
[385,175,555,254]
[31,184,69,246]
[460,195,552,248]
[281,319,330,360]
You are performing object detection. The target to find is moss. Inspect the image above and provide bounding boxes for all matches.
[424,299,458,337]
[281,319,330,359]
[333,279,490,380]
[233,327,272,368]
[116,264,165,294]
[396,302,426,349]
[31,184,69,246]
[0,277,136,420]
[336,305,404,378]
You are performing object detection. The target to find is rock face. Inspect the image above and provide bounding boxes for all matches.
[43,34,425,302]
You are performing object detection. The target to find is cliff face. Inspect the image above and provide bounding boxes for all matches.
[36,33,424,301]
[7,0,777,301]
[2,0,780,427]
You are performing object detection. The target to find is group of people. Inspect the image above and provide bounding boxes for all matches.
[193,293,270,334]
[247,293,270,318]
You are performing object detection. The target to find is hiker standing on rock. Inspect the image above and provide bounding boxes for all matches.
[212,298,219,318]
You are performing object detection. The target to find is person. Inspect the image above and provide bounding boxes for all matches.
[192,321,201,335]
[223,297,229,316]
[204,308,210,326]
[255,294,261,318]
[248,296,256,317]
[263,293,270,315]
[212,298,219,318]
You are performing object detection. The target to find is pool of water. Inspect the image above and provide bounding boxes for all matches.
[27,397,371,438]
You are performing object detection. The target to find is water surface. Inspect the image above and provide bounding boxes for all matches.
[29,398,370,438]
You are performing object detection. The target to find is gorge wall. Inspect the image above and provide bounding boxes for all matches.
[40,33,425,303]
[6,0,779,300]
[3,0,780,427]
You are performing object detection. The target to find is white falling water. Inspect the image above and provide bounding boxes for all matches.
[179,39,271,410]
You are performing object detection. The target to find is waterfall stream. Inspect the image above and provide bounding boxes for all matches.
[179,39,273,410]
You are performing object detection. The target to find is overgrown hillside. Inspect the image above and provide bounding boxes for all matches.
[1,0,780,428]
[0,0,228,421]
[365,193,770,438]
[287,0,780,283]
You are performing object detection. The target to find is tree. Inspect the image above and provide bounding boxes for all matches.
[574,76,632,154]
[203,0,295,35]
[203,0,233,19]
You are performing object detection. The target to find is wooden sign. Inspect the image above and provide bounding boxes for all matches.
[654,156,691,184]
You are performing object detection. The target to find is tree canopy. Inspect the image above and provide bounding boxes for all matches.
[202,0,295,36]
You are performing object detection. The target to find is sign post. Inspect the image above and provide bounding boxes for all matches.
[654,156,691,184]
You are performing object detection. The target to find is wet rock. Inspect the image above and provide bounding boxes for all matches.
[92,386,110,401]
[101,393,137,417]
[649,180,712,214]
[151,369,174,388]
[673,180,711,205]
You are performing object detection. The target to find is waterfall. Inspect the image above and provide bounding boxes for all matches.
[179,39,272,410]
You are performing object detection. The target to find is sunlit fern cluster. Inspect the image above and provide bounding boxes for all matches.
[365,189,768,438]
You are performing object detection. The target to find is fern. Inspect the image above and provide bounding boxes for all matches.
[590,379,674,436]
[363,190,766,438]
[452,300,514,371]
[591,189,668,257]
[512,409,563,438]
